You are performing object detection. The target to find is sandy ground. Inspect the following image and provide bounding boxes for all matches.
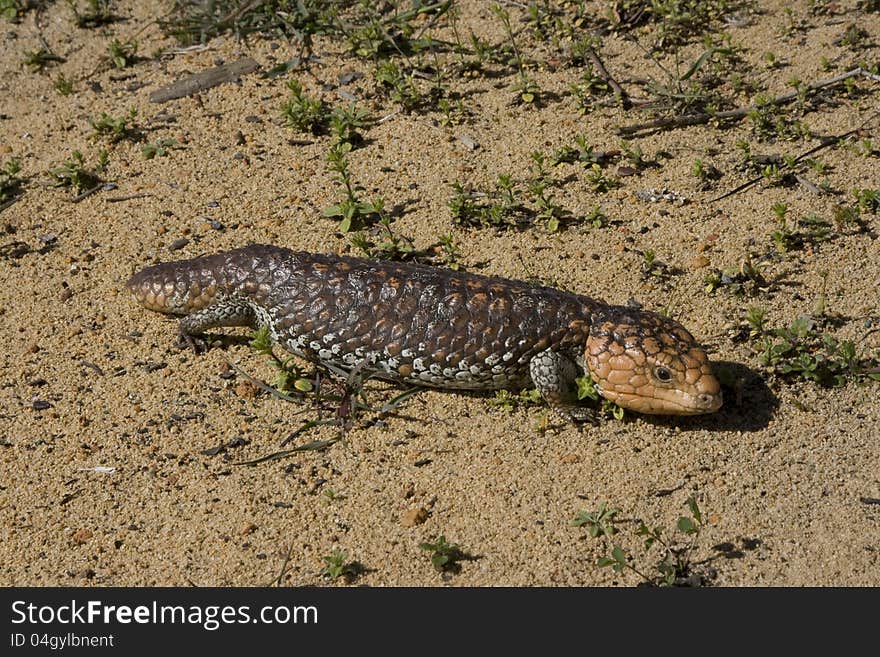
[1,1,878,586]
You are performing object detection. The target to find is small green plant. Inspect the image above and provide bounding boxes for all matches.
[1,0,26,21]
[23,46,65,72]
[491,3,541,106]
[552,135,604,167]
[584,163,619,193]
[770,202,795,252]
[437,233,461,270]
[71,0,118,28]
[281,79,325,133]
[49,150,107,193]
[571,63,610,113]
[0,158,23,206]
[320,550,361,582]
[375,60,424,110]
[758,315,880,387]
[90,108,138,143]
[419,535,467,573]
[527,169,565,232]
[746,306,766,337]
[639,249,676,280]
[141,138,178,159]
[348,215,414,261]
[769,202,836,252]
[853,188,879,215]
[250,326,314,394]
[704,257,768,297]
[329,103,369,146]
[574,497,708,586]
[575,374,624,420]
[488,388,542,412]
[108,39,137,69]
[748,93,810,141]
[437,97,469,126]
[449,175,523,229]
[54,74,74,95]
[323,141,385,233]
[583,206,606,229]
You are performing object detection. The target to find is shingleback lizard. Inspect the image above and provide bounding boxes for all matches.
[126,245,723,421]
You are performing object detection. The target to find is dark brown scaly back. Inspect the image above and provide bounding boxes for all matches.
[128,245,605,390]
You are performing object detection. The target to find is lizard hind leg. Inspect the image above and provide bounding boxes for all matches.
[528,348,598,424]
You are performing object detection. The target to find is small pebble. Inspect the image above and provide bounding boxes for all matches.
[71,528,92,545]
[457,134,478,151]
[401,507,429,527]
[235,380,257,399]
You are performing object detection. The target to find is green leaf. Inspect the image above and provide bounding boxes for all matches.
[677,516,696,534]
[681,47,717,81]
[596,556,616,568]
[576,375,599,401]
[687,496,702,524]
[293,378,313,392]
[611,545,628,565]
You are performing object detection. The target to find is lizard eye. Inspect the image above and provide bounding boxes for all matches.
[653,366,673,383]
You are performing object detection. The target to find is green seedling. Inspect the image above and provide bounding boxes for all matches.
[575,496,708,586]
[108,39,137,69]
[491,3,542,106]
[375,60,424,110]
[704,257,768,297]
[449,176,523,229]
[71,0,118,28]
[250,326,314,394]
[281,79,326,133]
[323,141,385,233]
[321,550,361,582]
[1,0,26,21]
[437,233,461,270]
[23,46,65,72]
[90,109,138,143]
[488,388,542,412]
[584,163,619,192]
[329,103,369,146]
[49,150,107,194]
[575,374,624,420]
[0,158,23,206]
[348,216,414,261]
[54,74,74,95]
[758,314,880,387]
[141,138,178,159]
[419,535,467,573]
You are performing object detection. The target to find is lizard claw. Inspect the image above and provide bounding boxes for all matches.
[176,330,206,354]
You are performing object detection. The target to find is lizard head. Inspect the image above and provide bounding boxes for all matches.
[584,307,722,415]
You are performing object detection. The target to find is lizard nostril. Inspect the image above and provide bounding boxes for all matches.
[698,394,713,406]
